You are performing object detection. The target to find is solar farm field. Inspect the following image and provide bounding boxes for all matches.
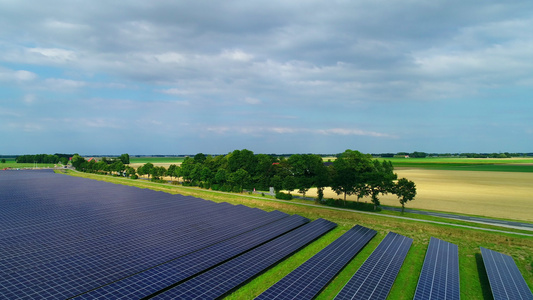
[2,170,532,299]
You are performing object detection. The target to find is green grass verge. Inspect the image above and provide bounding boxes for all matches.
[58,170,533,299]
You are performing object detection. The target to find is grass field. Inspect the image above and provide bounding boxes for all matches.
[377,157,533,172]
[59,170,533,299]
[0,158,57,169]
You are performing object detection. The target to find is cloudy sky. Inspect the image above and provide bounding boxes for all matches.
[1,1,532,155]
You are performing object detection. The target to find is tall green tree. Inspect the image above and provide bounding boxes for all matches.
[366,160,397,210]
[395,178,417,213]
[71,154,86,170]
[167,164,177,180]
[228,168,250,192]
[119,153,130,164]
[331,150,373,205]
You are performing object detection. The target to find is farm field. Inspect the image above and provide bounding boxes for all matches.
[129,156,185,169]
[376,157,533,172]
[306,169,533,222]
[0,158,58,169]
[59,170,533,299]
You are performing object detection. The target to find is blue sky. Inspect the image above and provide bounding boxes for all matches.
[1,1,532,155]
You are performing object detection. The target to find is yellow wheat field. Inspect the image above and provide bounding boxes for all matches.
[306,169,533,222]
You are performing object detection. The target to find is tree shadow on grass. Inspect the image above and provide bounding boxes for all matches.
[475,253,494,300]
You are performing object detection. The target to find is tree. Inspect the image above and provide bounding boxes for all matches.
[1,159,5,163]
[283,175,296,195]
[167,164,177,180]
[180,157,195,183]
[270,175,283,192]
[215,168,228,184]
[125,166,136,178]
[150,166,166,180]
[111,161,125,175]
[139,163,154,178]
[288,154,325,198]
[395,178,417,213]
[228,168,250,192]
[330,150,373,205]
[60,157,69,165]
[119,153,130,164]
[366,160,397,210]
[71,154,86,170]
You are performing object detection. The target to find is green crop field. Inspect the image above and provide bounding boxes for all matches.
[376,157,533,172]
[1,158,57,169]
[59,170,533,299]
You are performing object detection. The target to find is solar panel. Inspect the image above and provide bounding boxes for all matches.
[1,170,310,299]
[413,237,460,300]
[72,214,309,299]
[480,247,533,300]
[334,231,413,300]
[151,218,338,299]
[255,225,376,300]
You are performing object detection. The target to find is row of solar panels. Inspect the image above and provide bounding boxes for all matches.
[2,171,315,299]
[1,170,531,299]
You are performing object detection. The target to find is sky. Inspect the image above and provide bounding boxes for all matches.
[1,1,532,155]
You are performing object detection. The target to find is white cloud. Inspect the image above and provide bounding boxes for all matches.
[221,49,254,62]
[0,67,37,82]
[201,126,395,138]
[23,94,36,104]
[158,88,190,95]
[26,47,77,63]
[44,78,86,89]
[244,97,261,105]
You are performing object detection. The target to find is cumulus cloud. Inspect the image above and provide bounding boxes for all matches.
[1,0,532,153]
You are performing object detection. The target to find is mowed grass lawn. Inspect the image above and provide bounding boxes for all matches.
[61,170,533,299]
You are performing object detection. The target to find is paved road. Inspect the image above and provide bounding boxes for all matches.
[382,206,533,231]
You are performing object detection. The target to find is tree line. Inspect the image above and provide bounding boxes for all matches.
[71,150,416,211]
[16,153,73,165]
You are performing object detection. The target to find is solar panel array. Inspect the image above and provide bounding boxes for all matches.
[335,231,413,300]
[151,218,338,299]
[73,214,309,299]
[4,170,531,299]
[480,247,533,300]
[0,170,319,299]
[255,225,376,300]
[414,237,460,300]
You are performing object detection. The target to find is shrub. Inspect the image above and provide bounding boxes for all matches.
[171,181,180,185]
[275,191,293,200]
[323,198,380,211]
[130,175,138,179]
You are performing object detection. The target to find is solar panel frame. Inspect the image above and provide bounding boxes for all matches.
[480,247,533,300]
[255,225,376,300]
[413,237,460,300]
[334,231,413,300]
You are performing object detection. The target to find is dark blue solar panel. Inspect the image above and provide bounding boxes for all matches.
[72,214,309,299]
[255,225,376,300]
[481,247,533,300]
[335,231,413,300]
[151,218,338,299]
[0,170,307,299]
[414,237,460,300]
